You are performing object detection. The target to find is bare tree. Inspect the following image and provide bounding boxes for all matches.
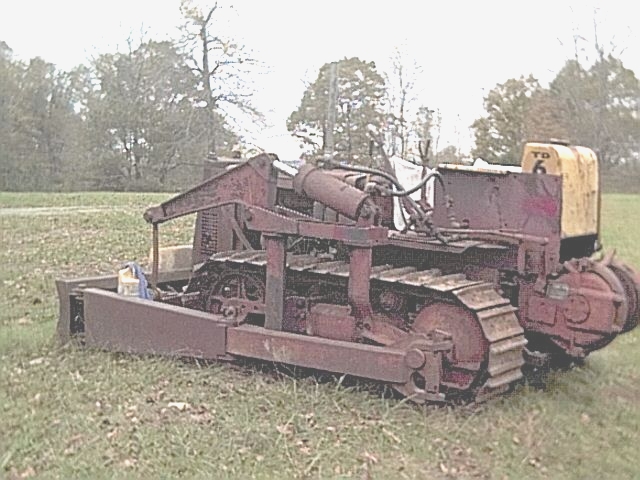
[413,106,441,165]
[384,46,422,159]
[179,0,263,156]
[551,8,640,169]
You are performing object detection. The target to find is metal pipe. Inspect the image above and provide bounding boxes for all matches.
[152,223,159,290]
[385,171,446,197]
[326,160,404,192]
[293,164,372,221]
[326,160,446,199]
[325,160,427,225]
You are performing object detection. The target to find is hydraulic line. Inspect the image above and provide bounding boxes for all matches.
[384,171,445,197]
[326,160,446,200]
[325,160,424,222]
[323,160,460,243]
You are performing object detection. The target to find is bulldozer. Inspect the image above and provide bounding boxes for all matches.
[56,141,640,404]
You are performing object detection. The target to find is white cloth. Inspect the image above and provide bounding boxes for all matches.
[390,156,435,231]
[472,158,522,173]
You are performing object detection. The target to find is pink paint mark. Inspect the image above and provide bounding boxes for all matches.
[522,196,558,217]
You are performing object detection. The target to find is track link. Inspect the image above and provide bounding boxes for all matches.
[196,250,526,400]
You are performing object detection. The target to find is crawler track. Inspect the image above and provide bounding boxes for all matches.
[192,250,527,401]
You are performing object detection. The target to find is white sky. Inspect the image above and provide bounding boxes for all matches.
[2,1,639,158]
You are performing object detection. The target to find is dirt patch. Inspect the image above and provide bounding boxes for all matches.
[0,206,122,216]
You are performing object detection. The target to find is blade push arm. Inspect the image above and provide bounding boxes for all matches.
[143,153,277,225]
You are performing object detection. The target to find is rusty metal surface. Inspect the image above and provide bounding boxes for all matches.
[226,324,411,384]
[388,331,453,402]
[56,270,192,345]
[83,288,227,359]
[56,275,118,344]
[245,206,388,247]
[192,159,228,264]
[347,247,373,329]
[307,303,356,341]
[455,283,511,311]
[522,257,629,356]
[282,296,308,333]
[608,258,640,332]
[144,154,277,225]
[293,164,373,221]
[202,250,526,396]
[192,158,315,264]
[263,234,286,330]
[202,267,266,322]
[432,169,563,239]
[384,268,525,392]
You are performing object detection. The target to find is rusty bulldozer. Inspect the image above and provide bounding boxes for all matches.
[57,142,640,404]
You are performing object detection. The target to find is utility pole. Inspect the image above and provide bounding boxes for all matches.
[324,62,338,162]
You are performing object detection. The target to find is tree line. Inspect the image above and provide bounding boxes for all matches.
[0,1,256,192]
[287,54,459,167]
[1,1,638,192]
[290,51,640,176]
[472,53,640,170]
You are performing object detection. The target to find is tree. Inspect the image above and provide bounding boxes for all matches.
[179,0,262,156]
[287,57,387,165]
[384,47,422,159]
[435,145,465,164]
[471,75,541,165]
[411,106,441,165]
[472,56,640,170]
[0,51,82,191]
[0,42,20,189]
[86,38,239,190]
[523,89,571,142]
[549,55,640,168]
[471,12,640,171]
[2,22,258,192]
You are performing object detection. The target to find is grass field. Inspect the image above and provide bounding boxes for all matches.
[1,192,639,479]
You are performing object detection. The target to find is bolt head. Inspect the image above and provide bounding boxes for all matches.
[405,348,426,370]
[222,306,237,318]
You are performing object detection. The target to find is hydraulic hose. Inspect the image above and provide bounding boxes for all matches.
[326,160,454,243]
[324,160,419,229]
[326,159,446,198]
[325,160,406,193]
[384,171,445,197]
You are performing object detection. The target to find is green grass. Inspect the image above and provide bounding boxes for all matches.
[1,193,639,479]
[0,192,174,208]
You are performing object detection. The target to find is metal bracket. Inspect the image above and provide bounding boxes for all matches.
[390,330,454,403]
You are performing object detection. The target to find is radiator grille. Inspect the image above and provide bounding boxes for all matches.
[199,208,219,256]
